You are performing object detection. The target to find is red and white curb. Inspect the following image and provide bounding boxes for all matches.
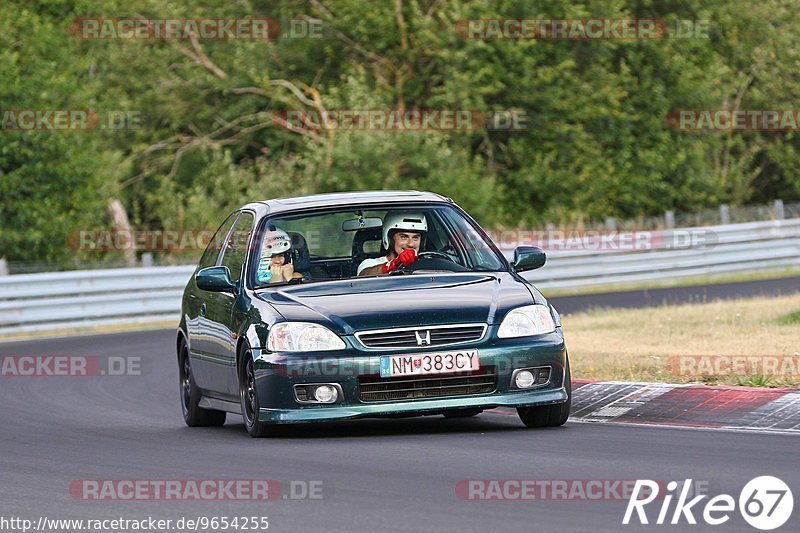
[486,380,800,433]
[567,380,800,433]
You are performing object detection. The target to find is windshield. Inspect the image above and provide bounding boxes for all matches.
[250,204,506,288]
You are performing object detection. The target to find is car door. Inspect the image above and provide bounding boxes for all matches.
[186,212,239,392]
[205,210,256,397]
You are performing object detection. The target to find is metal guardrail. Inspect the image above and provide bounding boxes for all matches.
[0,266,195,335]
[519,219,800,289]
[1,219,798,334]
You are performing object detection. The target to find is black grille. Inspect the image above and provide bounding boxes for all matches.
[358,367,496,402]
[356,324,486,349]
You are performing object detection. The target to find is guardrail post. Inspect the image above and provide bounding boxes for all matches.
[665,211,675,229]
[141,253,154,268]
[720,204,730,225]
[774,199,785,220]
[0,258,7,276]
[605,217,616,231]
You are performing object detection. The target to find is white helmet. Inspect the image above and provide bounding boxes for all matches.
[382,212,428,249]
[262,226,292,257]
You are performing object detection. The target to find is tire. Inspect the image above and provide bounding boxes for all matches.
[443,408,483,418]
[238,343,279,438]
[517,355,571,428]
[178,337,226,427]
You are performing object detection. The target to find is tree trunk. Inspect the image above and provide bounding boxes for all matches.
[107,198,137,267]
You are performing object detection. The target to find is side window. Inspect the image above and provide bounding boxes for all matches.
[198,213,239,269]
[220,212,255,283]
[362,239,382,256]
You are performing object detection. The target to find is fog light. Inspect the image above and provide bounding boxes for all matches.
[314,385,337,403]
[515,370,535,388]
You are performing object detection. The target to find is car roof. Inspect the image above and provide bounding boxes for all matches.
[242,190,452,215]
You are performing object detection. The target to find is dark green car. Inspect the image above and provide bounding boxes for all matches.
[177,190,570,437]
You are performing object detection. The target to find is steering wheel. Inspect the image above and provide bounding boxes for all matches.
[390,250,463,275]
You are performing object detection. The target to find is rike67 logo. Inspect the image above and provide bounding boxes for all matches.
[624,476,793,530]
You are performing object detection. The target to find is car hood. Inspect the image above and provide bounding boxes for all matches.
[254,272,540,334]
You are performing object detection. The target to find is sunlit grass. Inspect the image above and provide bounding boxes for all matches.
[563,294,800,386]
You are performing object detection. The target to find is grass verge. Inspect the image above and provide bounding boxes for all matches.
[564,293,800,386]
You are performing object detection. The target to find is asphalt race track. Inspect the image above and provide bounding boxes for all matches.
[547,275,800,314]
[1,330,797,532]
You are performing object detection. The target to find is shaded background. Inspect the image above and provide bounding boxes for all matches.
[2,0,800,268]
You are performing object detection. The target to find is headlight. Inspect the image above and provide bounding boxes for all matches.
[267,322,346,352]
[497,305,556,338]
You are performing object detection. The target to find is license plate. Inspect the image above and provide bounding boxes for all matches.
[380,350,479,378]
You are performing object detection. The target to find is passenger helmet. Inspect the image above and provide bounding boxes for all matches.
[262,226,292,257]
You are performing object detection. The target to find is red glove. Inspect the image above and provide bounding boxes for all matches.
[382,248,417,273]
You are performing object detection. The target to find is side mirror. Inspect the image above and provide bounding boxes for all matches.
[196,266,236,292]
[511,246,546,272]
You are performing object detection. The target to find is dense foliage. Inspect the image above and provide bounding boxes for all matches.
[2,0,799,264]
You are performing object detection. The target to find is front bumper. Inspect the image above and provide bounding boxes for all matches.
[252,329,568,424]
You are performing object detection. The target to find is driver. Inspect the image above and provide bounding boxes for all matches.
[357,212,427,276]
